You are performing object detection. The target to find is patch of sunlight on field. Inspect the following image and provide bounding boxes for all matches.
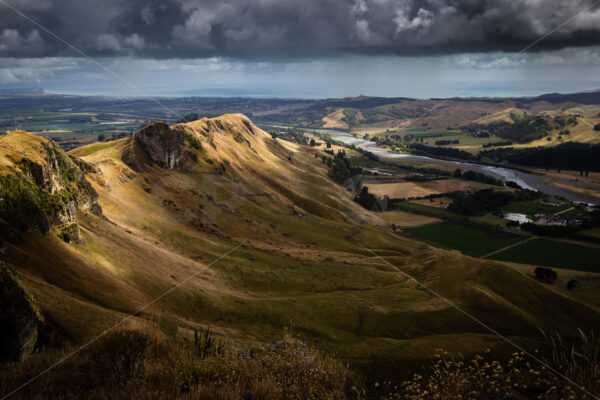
[367,179,491,199]
[380,210,441,228]
[409,197,453,209]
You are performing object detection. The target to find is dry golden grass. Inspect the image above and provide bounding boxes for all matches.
[0,130,49,173]
[491,259,600,311]
[380,331,600,400]
[473,108,528,125]
[322,109,351,130]
[409,197,453,209]
[0,329,355,400]
[379,211,441,228]
[3,328,600,400]
[368,182,437,199]
[367,179,490,200]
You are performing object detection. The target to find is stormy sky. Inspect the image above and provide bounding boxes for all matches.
[1,0,600,97]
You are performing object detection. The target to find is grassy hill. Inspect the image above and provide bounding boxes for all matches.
[2,114,600,397]
[318,97,600,153]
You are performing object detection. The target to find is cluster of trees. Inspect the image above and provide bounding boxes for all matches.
[478,142,600,173]
[404,134,438,142]
[408,143,474,160]
[463,115,575,144]
[492,117,552,143]
[98,132,128,142]
[482,140,513,148]
[461,121,509,137]
[533,267,578,290]
[447,188,516,216]
[341,109,360,127]
[269,129,308,145]
[435,139,459,146]
[534,267,557,283]
[321,135,333,148]
[446,188,541,217]
[404,174,445,182]
[354,186,388,212]
[504,142,600,172]
[452,168,504,186]
[325,150,363,184]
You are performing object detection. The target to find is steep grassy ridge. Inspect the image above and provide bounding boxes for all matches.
[2,115,599,381]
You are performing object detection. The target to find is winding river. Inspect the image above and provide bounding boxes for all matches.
[284,126,600,205]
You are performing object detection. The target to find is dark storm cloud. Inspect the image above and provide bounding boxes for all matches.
[2,0,600,58]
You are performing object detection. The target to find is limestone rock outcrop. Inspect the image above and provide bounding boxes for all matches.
[133,122,187,170]
[0,131,102,238]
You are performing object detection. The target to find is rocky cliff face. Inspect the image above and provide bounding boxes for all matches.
[0,131,102,240]
[0,262,43,361]
[132,122,189,170]
[0,133,102,361]
[128,114,265,174]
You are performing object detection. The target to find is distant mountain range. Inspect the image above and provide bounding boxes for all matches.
[0,88,45,96]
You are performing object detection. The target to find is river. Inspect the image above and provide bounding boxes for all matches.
[281,126,599,205]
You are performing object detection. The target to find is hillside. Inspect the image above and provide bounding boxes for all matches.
[2,114,600,391]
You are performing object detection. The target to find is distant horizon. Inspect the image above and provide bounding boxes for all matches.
[10,84,599,101]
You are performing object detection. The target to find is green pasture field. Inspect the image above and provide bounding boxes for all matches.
[404,221,526,257]
[489,238,600,272]
[501,201,569,218]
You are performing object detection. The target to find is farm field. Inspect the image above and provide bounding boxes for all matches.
[489,239,600,272]
[366,178,492,200]
[404,221,527,257]
[409,197,454,209]
[501,201,570,218]
[550,181,600,203]
[392,201,459,219]
[580,227,600,240]
[379,210,441,228]
[531,168,600,186]
[469,212,509,228]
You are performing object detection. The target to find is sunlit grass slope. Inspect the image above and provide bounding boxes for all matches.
[4,114,600,376]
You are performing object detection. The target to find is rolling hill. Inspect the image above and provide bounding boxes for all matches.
[2,113,600,391]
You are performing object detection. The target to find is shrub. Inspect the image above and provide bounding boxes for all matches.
[354,186,388,212]
[535,266,557,283]
[193,328,224,359]
[58,224,79,243]
[447,189,514,216]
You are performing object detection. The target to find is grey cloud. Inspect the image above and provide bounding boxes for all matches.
[1,0,600,59]
[0,29,44,56]
[95,33,146,53]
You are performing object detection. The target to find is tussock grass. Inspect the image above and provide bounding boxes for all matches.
[2,329,600,399]
[378,330,600,400]
[0,329,355,400]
